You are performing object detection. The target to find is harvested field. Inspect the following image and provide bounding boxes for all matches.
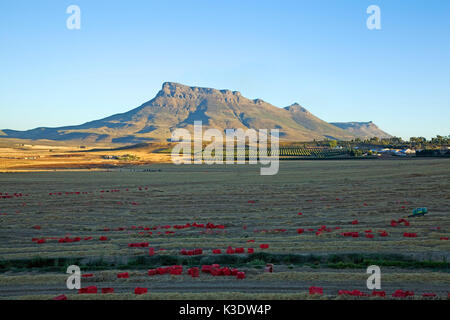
[0,159,449,299]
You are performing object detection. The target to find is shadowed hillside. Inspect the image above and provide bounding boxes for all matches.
[329,121,392,139]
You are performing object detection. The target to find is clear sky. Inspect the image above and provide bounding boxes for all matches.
[0,0,449,140]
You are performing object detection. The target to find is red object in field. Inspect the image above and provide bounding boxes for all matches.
[351,220,358,225]
[365,234,374,239]
[379,231,389,237]
[212,249,222,254]
[149,247,155,256]
[235,247,244,254]
[350,290,366,296]
[392,289,414,298]
[101,288,114,294]
[364,230,372,233]
[338,290,350,296]
[372,290,386,297]
[82,273,94,278]
[403,232,417,238]
[297,228,304,234]
[338,290,365,296]
[221,267,232,276]
[248,200,256,204]
[363,203,368,206]
[247,239,255,243]
[440,237,448,240]
[188,267,199,277]
[99,236,108,241]
[117,272,129,279]
[134,287,147,295]
[201,265,212,273]
[78,286,98,294]
[265,264,273,273]
[247,248,254,254]
[391,220,398,227]
[315,231,322,236]
[298,212,303,215]
[37,239,46,244]
[33,225,41,230]
[83,237,93,241]
[226,247,235,254]
[309,286,323,295]
[236,272,246,279]
[148,269,157,276]
[259,244,269,249]
[422,293,436,298]
[53,294,67,300]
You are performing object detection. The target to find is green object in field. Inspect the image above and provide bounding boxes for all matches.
[412,207,428,216]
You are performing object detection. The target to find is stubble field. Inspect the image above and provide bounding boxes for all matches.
[0,159,449,299]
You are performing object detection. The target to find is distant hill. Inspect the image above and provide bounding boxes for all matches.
[329,121,392,139]
[1,82,391,143]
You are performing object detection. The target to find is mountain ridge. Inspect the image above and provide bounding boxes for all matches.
[1,82,391,144]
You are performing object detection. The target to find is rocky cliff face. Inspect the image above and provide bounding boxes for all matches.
[1,82,391,143]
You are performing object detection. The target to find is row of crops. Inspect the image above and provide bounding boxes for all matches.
[193,147,351,160]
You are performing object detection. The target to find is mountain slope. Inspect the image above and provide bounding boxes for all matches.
[1,82,391,143]
[329,121,392,139]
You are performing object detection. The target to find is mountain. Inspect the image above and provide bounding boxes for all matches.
[1,82,391,143]
[329,121,392,139]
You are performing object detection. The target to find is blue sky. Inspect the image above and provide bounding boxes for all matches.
[0,0,449,139]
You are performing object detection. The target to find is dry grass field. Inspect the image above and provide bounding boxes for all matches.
[0,159,449,299]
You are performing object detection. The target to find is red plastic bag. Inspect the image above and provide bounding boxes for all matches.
[53,294,67,300]
[247,248,254,254]
[236,272,246,279]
